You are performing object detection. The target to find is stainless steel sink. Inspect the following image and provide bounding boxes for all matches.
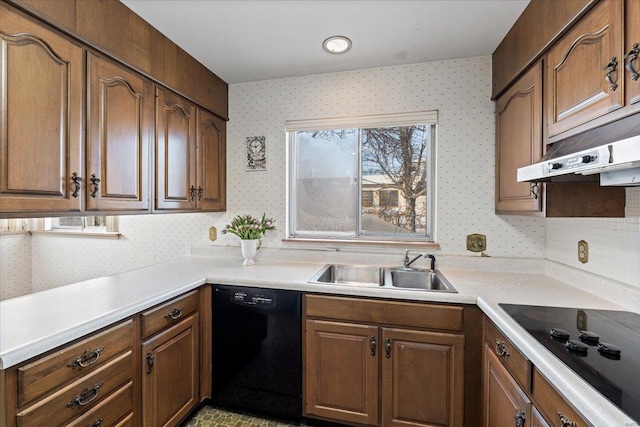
[308,264,384,287]
[309,264,457,293]
[384,268,457,292]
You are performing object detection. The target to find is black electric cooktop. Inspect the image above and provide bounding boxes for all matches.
[499,304,640,422]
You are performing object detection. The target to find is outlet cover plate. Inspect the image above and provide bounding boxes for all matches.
[467,234,487,252]
[578,240,588,263]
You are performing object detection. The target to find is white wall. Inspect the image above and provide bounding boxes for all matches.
[546,188,640,287]
[3,54,638,299]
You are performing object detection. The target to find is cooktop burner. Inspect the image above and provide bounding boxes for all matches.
[499,304,640,422]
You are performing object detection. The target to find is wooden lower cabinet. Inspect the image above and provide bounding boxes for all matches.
[483,343,532,427]
[381,328,464,427]
[141,313,200,427]
[304,299,467,427]
[305,320,379,426]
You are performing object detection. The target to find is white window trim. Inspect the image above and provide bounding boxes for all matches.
[285,111,438,247]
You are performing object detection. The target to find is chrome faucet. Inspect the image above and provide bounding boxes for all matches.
[403,250,436,270]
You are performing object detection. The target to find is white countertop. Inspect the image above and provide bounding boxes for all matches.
[0,255,637,426]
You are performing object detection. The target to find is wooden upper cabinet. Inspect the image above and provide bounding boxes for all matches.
[196,109,227,211]
[155,87,197,211]
[545,0,624,137]
[495,61,543,215]
[381,328,465,427]
[0,5,83,215]
[483,343,532,427]
[625,0,640,107]
[304,319,379,426]
[86,53,151,212]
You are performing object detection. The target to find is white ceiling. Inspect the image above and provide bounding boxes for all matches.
[120,0,529,84]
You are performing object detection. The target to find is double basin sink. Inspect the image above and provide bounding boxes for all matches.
[308,264,457,293]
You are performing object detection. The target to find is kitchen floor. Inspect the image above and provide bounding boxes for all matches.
[181,406,312,427]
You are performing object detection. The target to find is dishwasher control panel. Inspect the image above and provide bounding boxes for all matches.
[232,290,276,307]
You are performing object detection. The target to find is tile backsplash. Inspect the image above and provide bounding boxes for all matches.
[1,55,638,299]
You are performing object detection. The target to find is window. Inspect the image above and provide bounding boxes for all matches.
[287,111,436,242]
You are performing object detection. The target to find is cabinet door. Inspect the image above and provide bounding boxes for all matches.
[381,328,465,427]
[545,0,624,137]
[142,314,199,427]
[626,0,640,107]
[0,5,83,215]
[483,343,532,427]
[196,109,226,211]
[495,61,543,215]
[86,53,151,212]
[155,87,196,211]
[304,319,379,426]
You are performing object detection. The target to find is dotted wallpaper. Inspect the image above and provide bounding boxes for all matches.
[2,55,638,299]
[218,55,546,256]
[0,233,32,300]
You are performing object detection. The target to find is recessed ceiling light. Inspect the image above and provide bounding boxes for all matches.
[322,36,352,54]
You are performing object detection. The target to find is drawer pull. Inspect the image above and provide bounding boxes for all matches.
[558,412,577,427]
[165,307,184,320]
[68,347,104,369]
[495,339,510,358]
[369,336,376,356]
[71,172,82,198]
[514,410,526,427]
[67,382,103,408]
[89,174,101,198]
[603,57,619,91]
[88,418,103,427]
[385,338,392,358]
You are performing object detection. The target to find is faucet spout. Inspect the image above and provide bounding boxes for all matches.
[402,250,436,270]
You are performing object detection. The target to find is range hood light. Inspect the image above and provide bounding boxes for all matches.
[323,36,352,54]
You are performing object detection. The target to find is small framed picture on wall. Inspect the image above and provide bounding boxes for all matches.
[246,136,267,171]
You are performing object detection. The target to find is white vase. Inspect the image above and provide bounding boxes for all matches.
[240,239,259,265]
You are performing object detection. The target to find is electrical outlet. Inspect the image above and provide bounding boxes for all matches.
[578,240,588,263]
[466,234,487,252]
[209,226,218,242]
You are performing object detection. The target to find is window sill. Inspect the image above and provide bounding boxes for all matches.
[282,237,440,251]
[30,231,122,239]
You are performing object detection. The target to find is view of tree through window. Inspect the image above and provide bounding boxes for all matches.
[288,115,435,241]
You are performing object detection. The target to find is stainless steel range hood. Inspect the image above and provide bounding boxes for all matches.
[517,134,640,186]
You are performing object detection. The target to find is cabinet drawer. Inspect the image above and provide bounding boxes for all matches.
[65,381,133,427]
[305,294,464,332]
[141,290,199,338]
[532,369,591,427]
[483,319,531,392]
[16,351,132,427]
[18,319,133,405]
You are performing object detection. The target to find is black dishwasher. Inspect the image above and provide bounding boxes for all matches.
[212,285,302,420]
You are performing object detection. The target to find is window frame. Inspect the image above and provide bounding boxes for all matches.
[286,111,437,245]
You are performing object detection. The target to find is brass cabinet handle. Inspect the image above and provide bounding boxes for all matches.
[558,412,577,427]
[369,336,376,356]
[88,418,103,427]
[90,174,101,198]
[385,338,391,358]
[71,172,82,198]
[625,43,640,81]
[603,57,619,91]
[514,410,526,427]
[68,347,104,369]
[197,186,204,201]
[146,351,155,374]
[165,306,184,320]
[495,339,510,358]
[190,185,197,201]
[67,382,103,408]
